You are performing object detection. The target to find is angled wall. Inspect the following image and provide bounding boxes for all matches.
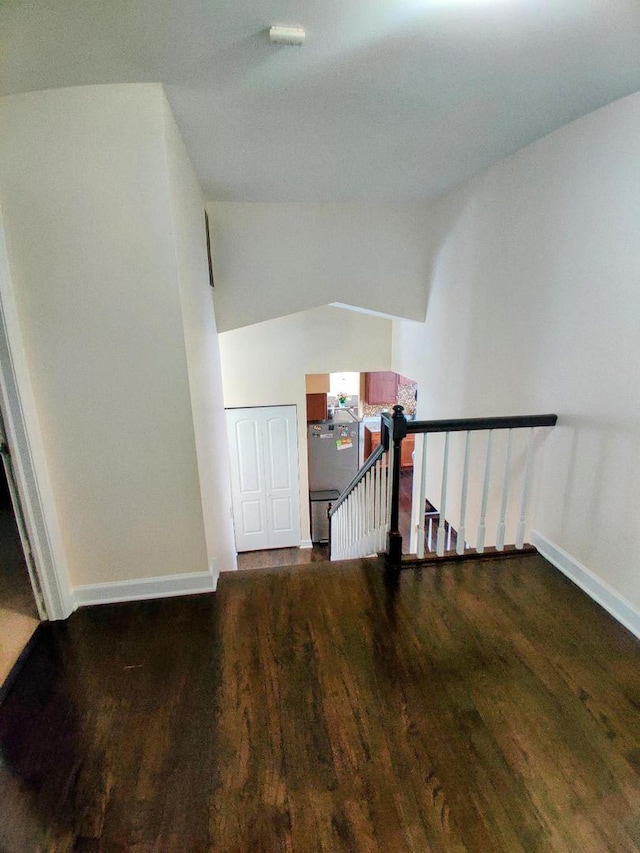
[392,91,640,621]
[208,202,432,331]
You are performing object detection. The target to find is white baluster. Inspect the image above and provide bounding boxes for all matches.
[344,501,348,555]
[386,440,394,533]
[436,432,450,557]
[334,507,338,558]
[343,501,347,554]
[516,428,535,549]
[496,429,513,551]
[357,483,363,551]
[372,462,378,551]
[379,453,385,539]
[349,490,355,556]
[372,467,378,552]
[355,485,360,554]
[375,459,381,551]
[364,470,370,549]
[359,479,365,552]
[369,468,375,553]
[457,431,471,555]
[355,481,360,555]
[330,511,334,557]
[353,490,357,555]
[353,489,358,557]
[372,463,379,535]
[362,478,367,542]
[380,457,388,550]
[369,469,374,553]
[416,434,428,559]
[333,507,338,559]
[477,430,493,554]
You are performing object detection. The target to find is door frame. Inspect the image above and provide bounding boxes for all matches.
[0,214,73,620]
[0,409,46,619]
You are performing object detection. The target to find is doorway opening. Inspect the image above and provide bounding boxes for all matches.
[305,370,418,552]
[0,446,40,688]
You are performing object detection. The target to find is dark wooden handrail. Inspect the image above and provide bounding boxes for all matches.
[406,413,558,434]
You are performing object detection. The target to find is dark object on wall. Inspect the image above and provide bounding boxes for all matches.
[204,210,214,288]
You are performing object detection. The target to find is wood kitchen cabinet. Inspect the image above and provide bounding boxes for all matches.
[363,426,381,459]
[364,371,398,404]
[400,434,415,468]
[364,427,415,468]
[306,393,327,421]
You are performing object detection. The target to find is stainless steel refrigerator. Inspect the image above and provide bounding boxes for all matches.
[307,410,360,543]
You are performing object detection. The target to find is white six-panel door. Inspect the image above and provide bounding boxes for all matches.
[226,406,301,552]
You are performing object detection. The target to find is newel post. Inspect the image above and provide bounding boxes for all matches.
[386,404,407,569]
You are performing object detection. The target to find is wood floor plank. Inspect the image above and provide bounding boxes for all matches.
[2,553,640,851]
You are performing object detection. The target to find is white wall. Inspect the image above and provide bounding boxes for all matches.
[162,97,237,574]
[392,91,640,612]
[0,84,211,588]
[208,202,431,331]
[219,305,393,544]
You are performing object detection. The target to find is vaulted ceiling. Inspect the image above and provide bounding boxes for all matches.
[2,0,640,202]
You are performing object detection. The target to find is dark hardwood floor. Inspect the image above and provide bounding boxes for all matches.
[237,544,328,571]
[2,552,640,851]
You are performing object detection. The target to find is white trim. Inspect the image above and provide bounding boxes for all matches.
[73,561,218,608]
[299,539,313,549]
[531,530,640,641]
[0,206,73,620]
[210,558,220,590]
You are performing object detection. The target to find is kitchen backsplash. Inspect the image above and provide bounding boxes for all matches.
[362,383,417,418]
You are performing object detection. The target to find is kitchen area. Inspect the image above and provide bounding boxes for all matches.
[306,371,418,544]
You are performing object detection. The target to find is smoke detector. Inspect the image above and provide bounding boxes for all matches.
[269,25,306,46]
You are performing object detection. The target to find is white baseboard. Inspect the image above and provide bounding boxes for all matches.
[73,560,218,608]
[531,530,640,641]
[210,558,220,591]
[299,539,313,550]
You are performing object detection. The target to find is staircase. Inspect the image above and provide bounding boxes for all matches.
[329,407,557,567]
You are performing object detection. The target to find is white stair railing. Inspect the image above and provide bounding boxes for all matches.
[329,444,390,561]
[408,414,557,560]
[329,410,557,566]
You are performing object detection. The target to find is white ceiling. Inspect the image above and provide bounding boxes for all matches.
[2,0,640,202]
